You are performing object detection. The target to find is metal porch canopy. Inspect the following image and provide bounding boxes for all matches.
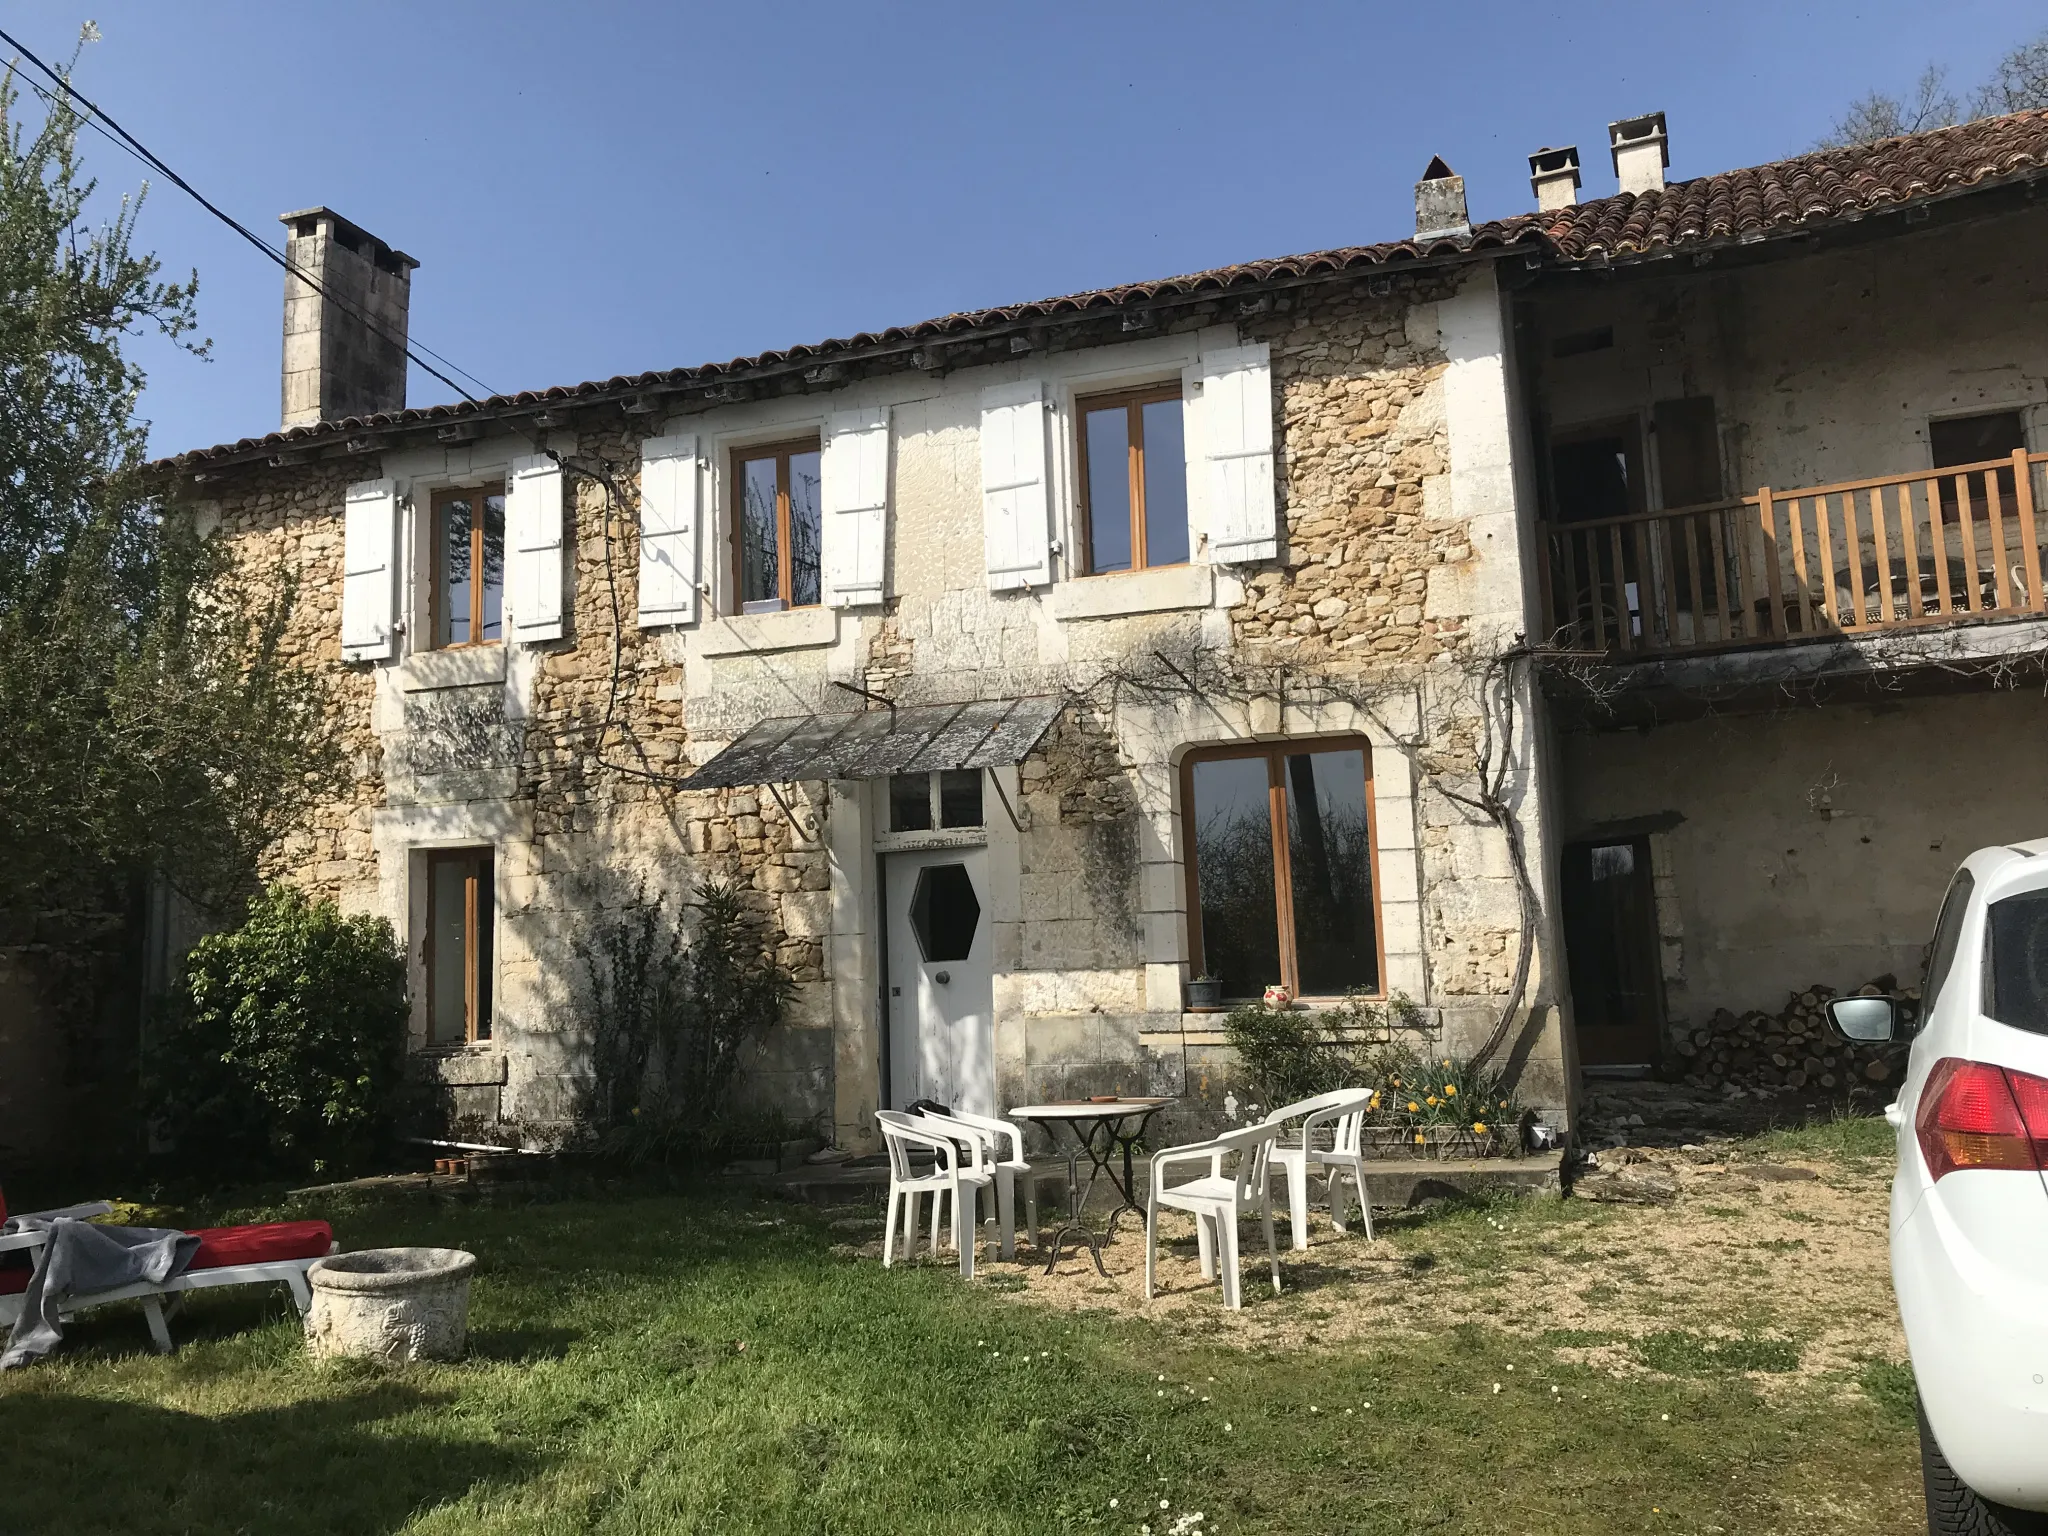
[685,695,1065,789]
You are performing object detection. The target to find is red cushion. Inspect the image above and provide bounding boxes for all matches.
[185,1220,333,1271]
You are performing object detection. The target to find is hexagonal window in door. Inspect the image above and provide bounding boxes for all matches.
[910,863,981,963]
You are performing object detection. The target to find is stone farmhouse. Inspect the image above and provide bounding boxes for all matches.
[40,108,2047,1159]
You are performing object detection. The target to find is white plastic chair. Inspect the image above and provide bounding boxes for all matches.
[875,1110,994,1278]
[1143,1122,1282,1310]
[911,1107,1058,1258]
[1262,1088,1377,1250]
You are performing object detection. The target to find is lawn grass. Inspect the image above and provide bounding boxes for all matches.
[1744,1111,1896,1163]
[0,1183,1919,1535]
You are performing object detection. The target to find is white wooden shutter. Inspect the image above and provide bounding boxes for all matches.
[340,478,399,661]
[822,406,890,607]
[1198,343,1277,563]
[979,381,1052,591]
[505,453,566,642]
[638,434,699,627]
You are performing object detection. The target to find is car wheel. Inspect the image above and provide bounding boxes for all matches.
[1921,1397,2048,1535]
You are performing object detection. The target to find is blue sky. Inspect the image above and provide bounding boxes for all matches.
[8,1,2044,456]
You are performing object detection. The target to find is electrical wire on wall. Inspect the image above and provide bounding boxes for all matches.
[0,26,841,839]
[538,448,821,840]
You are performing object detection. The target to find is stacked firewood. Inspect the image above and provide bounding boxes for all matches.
[1673,978,1917,1096]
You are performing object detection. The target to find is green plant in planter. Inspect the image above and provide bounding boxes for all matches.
[1362,1043,1527,1155]
[147,884,411,1174]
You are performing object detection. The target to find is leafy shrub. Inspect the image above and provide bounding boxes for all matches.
[147,884,409,1174]
[575,878,795,1162]
[1222,995,1527,1152]
[1223,990,1425,1103]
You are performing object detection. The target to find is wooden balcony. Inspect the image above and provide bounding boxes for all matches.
[1539,450,2048,657]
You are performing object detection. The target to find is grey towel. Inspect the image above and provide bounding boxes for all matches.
[1,1216,199,1369]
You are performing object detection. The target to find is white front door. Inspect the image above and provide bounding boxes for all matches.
[885,847,995,1117]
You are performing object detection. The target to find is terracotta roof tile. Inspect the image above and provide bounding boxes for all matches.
[1536,109,2048,261]
[163,112,2048,471]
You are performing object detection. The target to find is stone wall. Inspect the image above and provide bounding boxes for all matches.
[210,460,384,900]
[1560,688,2048,1027]
[192,260,1573,1145]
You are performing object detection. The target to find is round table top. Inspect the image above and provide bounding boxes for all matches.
[1008,1098,1176,1121]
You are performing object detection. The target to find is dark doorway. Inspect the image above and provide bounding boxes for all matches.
[1561,836,1664,1067]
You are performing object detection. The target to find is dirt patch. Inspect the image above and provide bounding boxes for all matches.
[832,1142,1903,1392]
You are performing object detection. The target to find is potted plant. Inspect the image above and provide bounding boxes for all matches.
[1185,974,1225,1012]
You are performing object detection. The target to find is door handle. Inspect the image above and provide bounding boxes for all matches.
[934,970,951,985]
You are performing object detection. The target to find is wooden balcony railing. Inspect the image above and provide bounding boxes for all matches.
[1539,450,2048,656]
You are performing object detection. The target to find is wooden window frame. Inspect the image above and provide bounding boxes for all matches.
[429,483,505,649]
[1180,737,1387,1002]
[426,848,493,1045]
[730,436,823,609]
[1075,382,1187,575]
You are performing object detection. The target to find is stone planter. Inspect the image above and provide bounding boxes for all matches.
[306,1247,476,1363]
[1185,978,1225,1012]
[1361,1126,1510,1161]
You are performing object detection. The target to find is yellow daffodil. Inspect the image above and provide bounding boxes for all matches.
[1414,1132,1426,1144]
[1406,1101,1420,1113]
[1441,1058,1452,1069]
[1426,1095,1440,1107]
[1473,1122,1488,1133]
[1444,1084,1458,1096]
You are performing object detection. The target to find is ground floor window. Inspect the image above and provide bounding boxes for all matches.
[1182,741,1380,1001]
[427,849,494,1044]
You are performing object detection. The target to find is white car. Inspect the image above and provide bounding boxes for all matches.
[1831,842,2048,1535]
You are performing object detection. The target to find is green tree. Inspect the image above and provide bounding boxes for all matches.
[147,885,410,1174]
[0,48,331,956]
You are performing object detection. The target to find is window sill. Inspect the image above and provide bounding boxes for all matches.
[695,606,839,657]
[413,1048,506,1086]
[401,645,507,692]
[1048,563,1212,622]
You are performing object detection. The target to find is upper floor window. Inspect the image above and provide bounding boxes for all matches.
[1549,419,1644,524]
[734,438,822,612]
[1931,410,2025,521]
[1077,384,1189,573]
[432,484,505,647]
[1183,741,1380,1001]
[889,770,984,832]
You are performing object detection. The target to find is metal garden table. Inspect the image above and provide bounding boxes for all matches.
[1007,1097,1177,1275]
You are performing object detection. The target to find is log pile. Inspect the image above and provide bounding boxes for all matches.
[1673,977,1917,1096]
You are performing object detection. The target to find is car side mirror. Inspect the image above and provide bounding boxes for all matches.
[1826,995,1898,1044]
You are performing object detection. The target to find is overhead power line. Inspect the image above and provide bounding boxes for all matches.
[0,26,496,405]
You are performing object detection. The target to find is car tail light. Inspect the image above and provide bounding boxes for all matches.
[1917,1058,2048,1180]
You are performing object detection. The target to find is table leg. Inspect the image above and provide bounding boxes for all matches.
[1040,1125,1109,1277]
[1100,1108,1165,1239]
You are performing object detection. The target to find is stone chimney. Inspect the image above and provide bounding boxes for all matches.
[279,208,418,428]
[1529,145,1582,211]
[1414,156,1469,240]
[1609,112,1669,196]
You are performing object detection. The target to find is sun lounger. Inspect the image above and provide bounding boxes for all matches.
[0,1189,335,1354]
